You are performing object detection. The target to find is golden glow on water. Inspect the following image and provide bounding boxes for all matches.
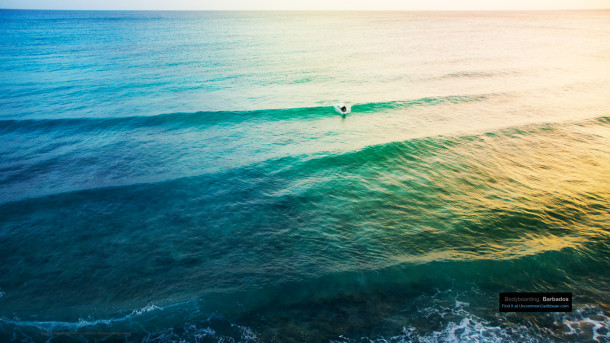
[392,234,587,264]
[335,118,610,269]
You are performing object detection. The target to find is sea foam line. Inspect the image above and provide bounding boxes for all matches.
[0,93,496,133]
[0,303,162,332]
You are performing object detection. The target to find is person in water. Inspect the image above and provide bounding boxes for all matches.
[340,105,347,112]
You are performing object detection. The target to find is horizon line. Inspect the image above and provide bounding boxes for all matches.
[2,8,610,11]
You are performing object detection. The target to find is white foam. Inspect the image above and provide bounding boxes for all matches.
[1,302,261,343]
[143,322,259,343]
[331,289,541,343]
[557,306,610,343]
[332,303,610,343]
[142,323,217,343]
[130,303,162,316]
[0,302,165,332]
[231,323,259,341]
[454,299,469,308]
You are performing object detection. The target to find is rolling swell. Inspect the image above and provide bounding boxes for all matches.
[1,117,608,264]
[1,115,608,206]
[0,115,609,342]
[0,94,491,134]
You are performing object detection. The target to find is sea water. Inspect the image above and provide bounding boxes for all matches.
[0,9,609,342]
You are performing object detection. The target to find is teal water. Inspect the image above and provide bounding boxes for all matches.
[1,10,609,342]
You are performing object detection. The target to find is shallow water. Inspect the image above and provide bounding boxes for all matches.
[0,9,609,342]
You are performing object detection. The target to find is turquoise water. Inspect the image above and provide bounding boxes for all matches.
[1,9,609,342]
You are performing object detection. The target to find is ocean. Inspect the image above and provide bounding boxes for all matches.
[0,9,609,342]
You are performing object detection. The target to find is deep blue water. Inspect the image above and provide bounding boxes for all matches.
[0,9,609,342]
